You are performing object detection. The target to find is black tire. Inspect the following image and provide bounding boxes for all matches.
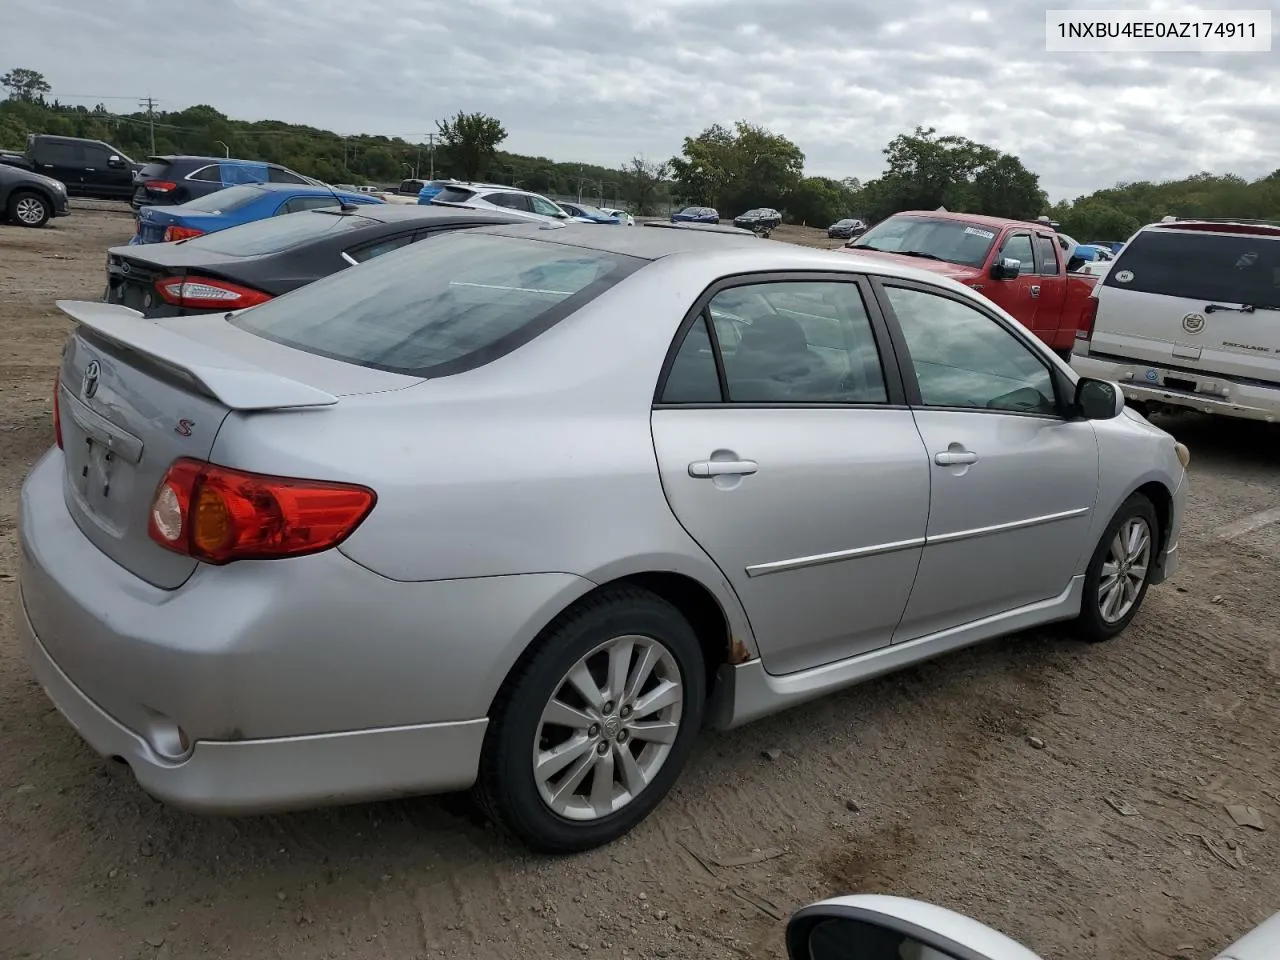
[8,190,50,228]
[1072,493,1159,643]
[474,587,706,853]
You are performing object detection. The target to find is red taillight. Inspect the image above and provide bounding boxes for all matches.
[53,371,63,449]
[154,276,272,310]
[146,180,177,193]
[162,225,205,242]
[1077,297,1099,341]
[147,458,376,564]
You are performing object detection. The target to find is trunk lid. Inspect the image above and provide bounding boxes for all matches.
[1092,224,1280,384]
[105,244,261,317]
[55,301,351,590]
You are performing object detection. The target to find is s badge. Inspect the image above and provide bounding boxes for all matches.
[175,419,195,437]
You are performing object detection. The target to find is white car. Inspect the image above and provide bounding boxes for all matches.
[1072,217,1280,422]
[789,894,1280,960]
[600,207,636,226]
[430,184,585,223]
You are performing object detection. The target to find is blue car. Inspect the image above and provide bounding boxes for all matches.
[131,182,381,245]
[557,201,622,224]
[671,205,720,224]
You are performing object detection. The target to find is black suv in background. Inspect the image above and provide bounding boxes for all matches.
[0,134,139,201]
[132,155,318,209]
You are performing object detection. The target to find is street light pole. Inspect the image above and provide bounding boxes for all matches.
[215,140,230,158]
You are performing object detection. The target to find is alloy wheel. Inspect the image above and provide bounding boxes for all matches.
[532,634,684,821]
[15,197,46,225]
[1098,516,1152,623]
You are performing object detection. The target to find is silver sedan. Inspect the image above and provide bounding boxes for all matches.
[18,221,1188,852]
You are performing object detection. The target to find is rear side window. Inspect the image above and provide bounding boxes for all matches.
[434,187,476,204]
[231,232,643,377]
[269,167,310,184]
[1104,229,1280,309]
[188,165,223,182]
[181,211,374,256]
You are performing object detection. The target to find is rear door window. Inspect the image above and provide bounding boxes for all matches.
[231,232,643,377]
[269,166,310,184]
[220,162,270,186]
[182,210,375,256]
[1103,228,1280,308]
[1035,234,1060,275]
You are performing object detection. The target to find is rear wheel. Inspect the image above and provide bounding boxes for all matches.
[8,191,50,228]
[1073,493,1159,642]
[475,588,706,853]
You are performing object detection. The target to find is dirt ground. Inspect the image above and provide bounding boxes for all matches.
[2,208,1278,960]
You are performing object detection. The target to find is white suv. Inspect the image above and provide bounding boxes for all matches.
[429,184,585,223]
[1072,218,1280,422]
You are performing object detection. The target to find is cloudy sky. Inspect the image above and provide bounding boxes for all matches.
[3,0,1276,201]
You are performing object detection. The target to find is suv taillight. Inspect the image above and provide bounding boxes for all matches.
[148,459,376,564]
[154,276,272,310]
[146,180,177,193]
[1077,297,1099,342]
[163,225,205,242]
[53,371,63,449]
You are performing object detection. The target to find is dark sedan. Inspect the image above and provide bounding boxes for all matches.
[103,204,522,317]
[671,205,719,224]
[732,207,782,233]
[827,218,867,239]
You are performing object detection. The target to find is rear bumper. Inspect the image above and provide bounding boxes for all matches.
[17,449,593,813]
[1073,351,1280,423]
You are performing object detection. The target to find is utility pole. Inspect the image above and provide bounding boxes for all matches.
[139,96,157,154]
[424,133,437,180]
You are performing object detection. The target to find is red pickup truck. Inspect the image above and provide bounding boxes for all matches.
[838,210,1098,360]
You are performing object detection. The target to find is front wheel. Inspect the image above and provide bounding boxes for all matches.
[1073,494,1159,642]
[474,587,706,852]
[8,191,50,228]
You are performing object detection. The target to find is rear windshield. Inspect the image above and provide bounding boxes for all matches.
[230,232,643,377]
[179,210,375,256]
[849,215,998,268]
[1102,229,1280,309]
[434,187,476,204]
[138,161,172,179]
[181,185,265,214]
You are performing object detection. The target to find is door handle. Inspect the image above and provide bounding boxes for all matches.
[689,459,758,478]
[1030,285,1041,298]
[934,450,978,466]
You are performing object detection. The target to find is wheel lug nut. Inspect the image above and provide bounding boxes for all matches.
[603,701,615,715]
[588,724,600,737]
[596,742,609,755]
[620,705,632,719]
[617,730,629,744]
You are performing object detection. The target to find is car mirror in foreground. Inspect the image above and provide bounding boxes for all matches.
[1074,377,1124,420]
[786,895,1043,960]
[990,257,1021,280]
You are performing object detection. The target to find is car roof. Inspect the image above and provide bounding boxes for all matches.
[319,205,524,226]
[146,155,291,167]
[893,210,1054,231]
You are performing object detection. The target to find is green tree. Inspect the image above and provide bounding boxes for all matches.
[669,121,804,215]
[669,123,737,208]
[436,111,507,181]
[1,67,50,103]
[620,156,669,215]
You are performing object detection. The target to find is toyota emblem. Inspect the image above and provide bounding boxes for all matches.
[81,360,101,400]
[1182,312,1206,335]
[120,261,131,275]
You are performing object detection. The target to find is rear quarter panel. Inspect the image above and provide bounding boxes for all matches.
[207,254,764,656]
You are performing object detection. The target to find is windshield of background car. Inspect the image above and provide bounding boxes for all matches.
[850,216,998,268]
[231,232,644,377]
[179,210,376,256]
[179,185,265,214]
[1102,228,1280,309]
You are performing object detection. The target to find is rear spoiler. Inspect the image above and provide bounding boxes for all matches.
[56,300,338,411]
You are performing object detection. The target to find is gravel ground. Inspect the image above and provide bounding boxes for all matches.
[1,207,1278,960]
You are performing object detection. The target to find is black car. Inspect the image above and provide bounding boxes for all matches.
[733,207,783,233]
[827,218,867,239]
[131,155,319,209]
[0,162,71,228]
[104,205,522,317]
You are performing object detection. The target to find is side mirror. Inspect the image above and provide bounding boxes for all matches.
[108,155,124,167]
[990,257,1021,280]
[1075,377,1125,420]
[787,896,1044,960]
